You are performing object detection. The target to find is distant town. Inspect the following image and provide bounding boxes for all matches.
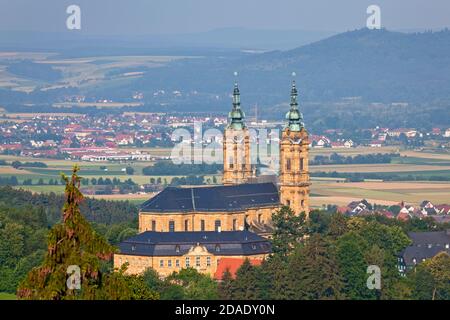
[1,112,449,161]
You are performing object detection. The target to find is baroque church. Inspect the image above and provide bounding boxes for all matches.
[114,78,310,277]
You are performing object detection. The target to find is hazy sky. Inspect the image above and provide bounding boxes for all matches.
[0,0,449,34]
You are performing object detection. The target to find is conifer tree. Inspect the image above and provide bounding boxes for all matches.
[232,259,259,300]
[218,268,234,299]
[288,234,344,300]
[261,255,291,299]
[271,206,306,258]
[17,166,157,300]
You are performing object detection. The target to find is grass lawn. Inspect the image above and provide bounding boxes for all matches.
[0,292,17,300]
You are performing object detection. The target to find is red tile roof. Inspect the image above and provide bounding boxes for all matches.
[214,258,263,280]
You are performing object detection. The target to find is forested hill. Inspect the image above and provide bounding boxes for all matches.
[0,186,138,225]
[238,28,450,103]
[130,28,450,107]
[2,29,450,115]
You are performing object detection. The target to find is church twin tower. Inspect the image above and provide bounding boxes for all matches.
[222,78,311,216]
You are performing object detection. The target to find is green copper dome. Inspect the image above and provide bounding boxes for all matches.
[285,80,304,132]
[227,82,246,130]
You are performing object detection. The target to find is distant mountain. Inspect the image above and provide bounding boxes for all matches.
[123,28,450,107]
[238,28,450,103]
[2,28,450,125]
[0,28,333,53]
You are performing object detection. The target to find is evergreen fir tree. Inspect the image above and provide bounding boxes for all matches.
[262,255,292,299]
[271,206,306,258]
[288,234,344,300]
[17,166,157,300]
[218,268,234,299]
[232,259,259,300]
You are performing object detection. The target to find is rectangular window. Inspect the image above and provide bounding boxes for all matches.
[169,220,175,232]
[229,156,234,169]
[201,219,205,231]
[184,219,189,231]
[151,220,156,231]
[232,219,237,231]
[300,158,304,171]
[206,256,211,267]
[185,257,190,267]
[168,260,172,267]
[215,220,221,232]
[196,256,201,267]
[258,214,262,223]
[286,158,291,171]
[176,260,180,268]
[159,260,164,267]
[286,200,291,206]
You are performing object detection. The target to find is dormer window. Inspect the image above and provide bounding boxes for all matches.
[131,245,136,251]
[252,244,257,250]
[215,244,221,252]
[175,245,180,253]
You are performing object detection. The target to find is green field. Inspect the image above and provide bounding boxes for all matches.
[0,292,16,300]
[1,147,450,207]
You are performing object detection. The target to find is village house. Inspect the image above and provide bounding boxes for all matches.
[399,230,450,274]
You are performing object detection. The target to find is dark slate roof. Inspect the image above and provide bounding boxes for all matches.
[401,246,450,266]
[400,230,450,266]
[140,182,279,213]
[408,230,450,245]
[118,231,272,257]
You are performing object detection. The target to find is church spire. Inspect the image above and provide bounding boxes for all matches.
[228,73,246,130]
[233,80,240,108]
[285,73,304,132]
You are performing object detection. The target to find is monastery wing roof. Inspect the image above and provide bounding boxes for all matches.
[118,231,272,257]
[140,182,280,213]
